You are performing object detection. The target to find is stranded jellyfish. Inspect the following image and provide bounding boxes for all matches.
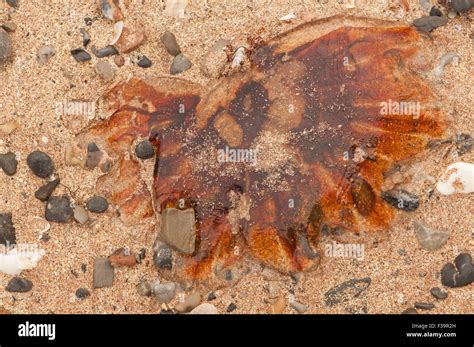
[80,16,445,286]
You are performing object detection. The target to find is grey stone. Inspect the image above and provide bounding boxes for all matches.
[455,133,473,156]
[414,302,435,310]
[0,28,12,65]
[290,301,308,314]
[95,61,115,81]
[37,45,55,65]
[27,151,54,178]
[0,213,15,246]
[45,196,73,223]
[137,281,152,297]
[441,253,474,288]
[137,55,152,68]
[75,288,91,299]
[414,221,449,251]
[6,0,19,8]
[71,48,91,62]
[0,152,17,176]
[161,31,181,56]
[160,208,196,254]
[92,45,118,58]
[73,205,89,225]
[170,54,192,75]
[35,178,60,202]
[135,139,155,160]
[429,6,443,16]
[153,244,173,270]
[93,258,114,288]
[452,0,474,13]
[5,277,32,293]
[86,196,109,213]
[382,189,419,211]
[151,282,176,303]
[85,143,103,170]
[430,287,448,300]
[412,16,448,33]
[80,28,91,47]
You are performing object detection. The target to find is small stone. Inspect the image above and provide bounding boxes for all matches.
[414,221,449,251]
[412,16,448,33]
[452,0,474,13]
[207,292,217,301]
[45,196,73,223]
[324,277,371,306]
[455,133,473,156]
[27,151,54,178]
[160,31,181,56]
[0,28,12,65]
[414,302,435,310]
[401,307,418,314]
[175,292,201,313]
[37,45,56,65]
[71,48,92,62]
[135,140,155,159]
[137,281,152,297]
[80,28,91,47]
[101,0,123,21]
[153,244,173,270]
[151,282,177,304]
[160,208,196,254]
[170,54,192,75]
[1,22,17,33]
[190,303,219,314]
[448,10,457,19]
[226,303,237,313]
[200,39,230,78]
[73,205,89,225]
[34,179,60,202]
[91,45,118,58]
[93,258,114,288]
[290,300,308,314]
[95,61,115,81]
[5,277,32,293]
[0,213,16,246]
[429,6,443,16]
[136,248,146,263]
[6,0,19,8]
[86,196,109,214]
[137,55,152,68]
[430,287,448,300]
[441,253,474,288]
[109,247,136,267]
[382,189,419,211]
[114,55,125,67]
[0,152,18,176]
[269,296,285,314]
[115,26,146,53]
[75,288,91,300]
[85,143,103,170]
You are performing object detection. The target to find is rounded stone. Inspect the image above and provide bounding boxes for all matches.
[86,196,109,213]
[135,139,155,160]
[27,151,54,178]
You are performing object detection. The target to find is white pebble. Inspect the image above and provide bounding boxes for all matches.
[436,162,474,195]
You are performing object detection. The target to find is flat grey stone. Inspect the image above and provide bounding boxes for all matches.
[414,221,449,251]
[160,208,196,254]
[93,258,114,288]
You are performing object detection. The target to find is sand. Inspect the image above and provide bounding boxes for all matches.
[0,0,472,314]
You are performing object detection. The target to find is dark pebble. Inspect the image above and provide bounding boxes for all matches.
[135,139,155,160]
[412,16,448,33]
[136,248,146,263]
[170,54,192,75]
[430,287,448,300]
[27,151,54,178]
[34,178,60,202]
[80,28,91,47]
[455,133,473,156]
[92,45,118,58]
[414,302,435,310]
[401,307,418,314]
[207,292,217,301]
[382,189,419,211]
[6,0,19,8]
[153,244,173,270]
[85,142,103,169]
[429,6,443,16]
[0,152,18,176]
[227,303,237,313]
[5,277,33,293]
[84,17,93,26]
[441,253,474,288]
[86,196,109,213]
[0,213,16,246]
[75,288,91,300]
[160,31,181,56]
[71,48,91,62]
[137,55,152,68]
[452,0,474,13]
[45,196,74,223]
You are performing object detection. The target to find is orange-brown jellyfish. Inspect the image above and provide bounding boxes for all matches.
[80,16,445,286]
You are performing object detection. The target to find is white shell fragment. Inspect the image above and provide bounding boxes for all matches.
[164,0,188,18]
[0,246,45,276]
[436,162,474,195]
[231,46,246,69]
[279,13,296,22]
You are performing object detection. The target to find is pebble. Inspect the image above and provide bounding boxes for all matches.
[0,213,16,246]
[71,48,92,62]
[6,0,19,8]
[207,292,217,301]
[95,61,115,81]
[80,28,91,47]
[174,292,201,313]
[414,302,435,310]
[137,55,152,68]
[73,205,89,225]
[0,152,18,176]
[27,151,54,178]
[108,247,136,267]
[414,221,449,251]
[190,303,219,314]
[170,54,192,75]
[75,288,91,300]
[290,300,308,314]
[452,0,474,13]
[200,39,230,78]
[37,45,56,65]
[137,281,152,297]
[151,282,177,304]
[45,196,74,223]
[85,143,103,170]
[437,162,474,195]
[115,26,146,53]
[101,0,123,21]
[91,45,118,58]
[455,133,473,156]
[324,277,371,306]
[0,28,12,65]
[226,302,237,313]
[5,277,32,293]
[93,258,115,288]
[160,208,196,254]
[114,55,125,67]
[164,0,187,18]
[135,139,155,159]
[441,253,474,288]
[412,16,448,33]
[429,6,443,16]
[160,31,181,56]
[269,296,285,314]
[34,178,60,202]
[382,189,419,211]
[448,10,458,19]
[1,22,17,33]
[86,196,109,213]
[153,244,173,270]
[401,307,418,314]
[430,287,448,300]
